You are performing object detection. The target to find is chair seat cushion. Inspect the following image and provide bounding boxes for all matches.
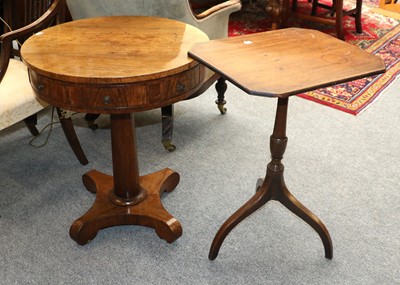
[0,58,48,131]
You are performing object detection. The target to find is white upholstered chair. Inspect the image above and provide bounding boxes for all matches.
[0,0,88,165]
[66,0,242,151]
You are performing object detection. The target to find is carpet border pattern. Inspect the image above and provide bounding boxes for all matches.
[297,24,400,115]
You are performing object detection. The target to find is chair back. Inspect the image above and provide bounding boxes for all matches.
[2,0,65,53]
[4,0,53,31]
[66,0,196,26]
[0,0,66,82]
[66,0,242,40]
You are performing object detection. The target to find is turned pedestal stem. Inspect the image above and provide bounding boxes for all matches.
[110,114,146,205]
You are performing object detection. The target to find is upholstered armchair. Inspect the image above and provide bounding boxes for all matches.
[0,0,88,165]
[66,0,242,151]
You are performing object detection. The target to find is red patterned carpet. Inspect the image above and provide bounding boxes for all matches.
[228,0,400,115]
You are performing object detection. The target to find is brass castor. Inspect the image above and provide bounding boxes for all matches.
[85,113,100,130]
[217,103,227,114]
[162,140,176,152]
[87,120,98,130]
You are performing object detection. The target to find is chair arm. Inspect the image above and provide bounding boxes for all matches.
[190,0,241,40]
[0,0,64,82]
[1,0,63,46]
[195,0,242,19]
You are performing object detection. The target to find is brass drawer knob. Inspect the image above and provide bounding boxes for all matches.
[176,83,185,92]
[103,95,111,104]
[36,83,44,91]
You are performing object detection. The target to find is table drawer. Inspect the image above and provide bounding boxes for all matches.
[28,64,205,113]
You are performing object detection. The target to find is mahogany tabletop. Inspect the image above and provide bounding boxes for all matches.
[188,28,386,98]
[22,16,208,83]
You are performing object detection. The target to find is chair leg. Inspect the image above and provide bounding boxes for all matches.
[56,108,89,165]
[330,0,337,16]
[158,76,227,152]
[292,0,298,12]
[355,0,363,34]
[311,0,318,15]
[84,113,100,130]
[161,105,176,152]
[306,0,359,40]
[335,0,345,40]
[215,77,227,114]
[24,114,40,136]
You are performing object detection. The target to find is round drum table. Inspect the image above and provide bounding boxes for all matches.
[21,16,208,245]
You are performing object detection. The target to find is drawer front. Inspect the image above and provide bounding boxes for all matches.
[28,64,205,113]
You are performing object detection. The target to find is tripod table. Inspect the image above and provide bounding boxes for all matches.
[188,28,386,260]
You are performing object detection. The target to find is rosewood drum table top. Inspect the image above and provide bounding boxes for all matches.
[22,16,208,113]
[21,16,209,245]
[189,28,385,260]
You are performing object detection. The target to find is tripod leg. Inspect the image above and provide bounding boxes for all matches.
[209,184,273,260]
[279,186,333,259]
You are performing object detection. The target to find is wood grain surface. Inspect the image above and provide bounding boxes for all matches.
[21,16,209,83]
[189,28,386,97]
